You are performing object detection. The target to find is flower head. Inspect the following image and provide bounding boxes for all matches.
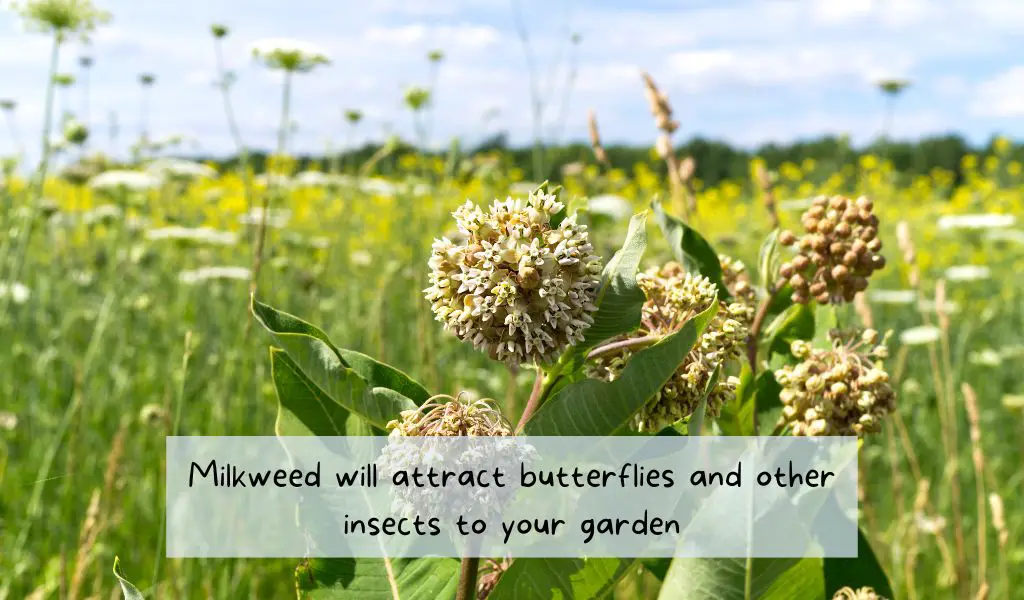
[13,0,111,41]
[778,195,886,305]
[62,117,88,145]
[251,38,330,72]
[588,261,753,431]
[776,329,895,437]
[210,23,229,38]
[386,393,513,437]
[424,190,602,366]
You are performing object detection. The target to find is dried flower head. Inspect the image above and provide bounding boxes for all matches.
[424,190,602,366]
[776,329,895,437]
[778,195,886,305]
[386,394,513,437]
[833,586,887,600]
[13,0,111,41]
[588,262,752,431]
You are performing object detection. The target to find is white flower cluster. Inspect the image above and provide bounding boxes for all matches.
[89,170,161,193]
[250,37,330,72]
[178,266,251,285]
[424,191,602,366]
[146,226,238,246]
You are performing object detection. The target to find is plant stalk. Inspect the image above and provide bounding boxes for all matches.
[456,556,480,600]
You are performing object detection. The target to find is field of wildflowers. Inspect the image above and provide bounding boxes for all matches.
[1,1,1023,599]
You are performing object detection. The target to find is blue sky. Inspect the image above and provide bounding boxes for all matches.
[1,0,1023,161]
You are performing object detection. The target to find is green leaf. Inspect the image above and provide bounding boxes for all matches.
[271,349,372,437]
[812,304,839,348]
[113,557,145,600]
[252,297,430,404]
[252,299,420,429]
[296,557,460,600]
[488,557,637,600]
[757,229,781,292]
[824,528,894,599]
[524,302,717,436]
[578,211,648,350]
[651,198,728,301]
[764,303,815,358]
[658,557,824,600]
[717,366,781,436]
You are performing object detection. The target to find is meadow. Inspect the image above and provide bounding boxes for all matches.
[1,3,1024,600]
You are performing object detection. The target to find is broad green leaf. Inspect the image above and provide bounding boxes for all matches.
[824,528,894,599]
[113,557,145,600]
[296,557,460,600]
[717,366,781,436]
[524,302,717,436]
[658,557,824,600]
[641,557,672,581]
[757,229,781,293]
[252,299,419,428]
[651,198,729,301]
[764,303,815,358]
[488,557,636,600]
[252,297,430,404]
[578,211,648,350]
[271,349,372,437]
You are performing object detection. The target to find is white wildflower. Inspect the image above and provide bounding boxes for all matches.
[944,265,990,282]
[937,213,1015,231]
[293,170,332,188]
[984,229,1024,244]
[89,170,161,192]
[254,173,292,188]
[250,37,330,72]
[899,325,941,346]
[350,250,372,266]
[968,349,1002,367]
[239,207,291,229]
[178,266,251,285]
[868,289,917,305]
[145,226,238,246]
[358,177,397,196]
[587,194,632,221]
[146,158,218,180]
[0,411,16,431]
[0,281,30,304]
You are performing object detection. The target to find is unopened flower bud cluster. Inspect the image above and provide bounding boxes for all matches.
[588,261,752,432]
[778,195,886,305]
[833,586,887,600]
[424,191,602,366]
[381,395,535,524]
[775,329,896,437]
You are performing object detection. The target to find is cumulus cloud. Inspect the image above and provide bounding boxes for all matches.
[970,67,1024,118]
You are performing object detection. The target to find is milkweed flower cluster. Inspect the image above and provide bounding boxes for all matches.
[833,586,887,600]
[380,395,534,524]
[588,261,753,432]
[776,329,895,437]
[719,254,756,311]
[424,191,602,366]
[778,195,885,305]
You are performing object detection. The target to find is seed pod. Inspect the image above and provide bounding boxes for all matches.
[803,218,819,233]
[829,196,846,209]
[830,241,845,255]
[790,273,807,289]
[871,254,886,269]
[810,281,828,296]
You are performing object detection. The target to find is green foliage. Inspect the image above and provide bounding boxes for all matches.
[651,198,728,300]
[295,557,460,600]
[717,366,782,436]
[764,304,816,359]
[113,557,145,600]
[489,557,637,600]
[658,557,824,600]
[523,301,717,436]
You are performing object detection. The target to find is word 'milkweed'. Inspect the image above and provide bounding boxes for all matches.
[776,329,895,437]
[424,191,602,366]
[778,195,886,305]
[588,260,752,431]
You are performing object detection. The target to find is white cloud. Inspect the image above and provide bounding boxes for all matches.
[361,24,499,49]
[970,67,1024,117]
